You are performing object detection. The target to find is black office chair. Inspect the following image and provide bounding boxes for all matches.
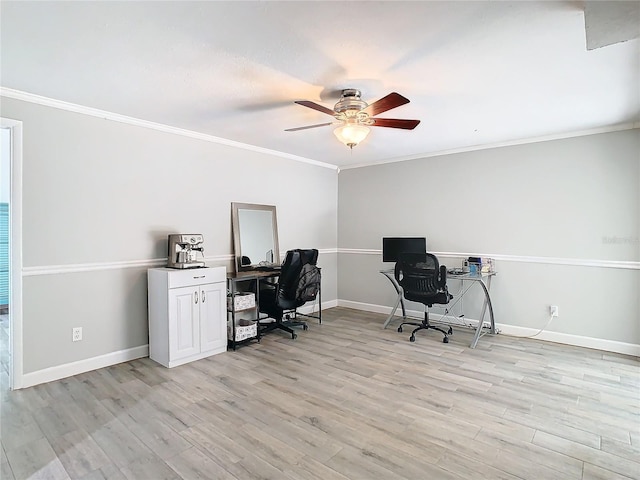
[396,252,454,343]
[259,249,321,339]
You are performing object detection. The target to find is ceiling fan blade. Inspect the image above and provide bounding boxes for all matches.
[371,118,420,130]
[285,122,334,132]
[295,100,336,116]
[362,92,410,116]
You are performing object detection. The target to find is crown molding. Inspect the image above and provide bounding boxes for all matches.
[0,87,338,171]
[4,86,636,173]
[340,123,640,170]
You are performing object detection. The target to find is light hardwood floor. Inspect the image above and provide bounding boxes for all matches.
[1,307,639,480]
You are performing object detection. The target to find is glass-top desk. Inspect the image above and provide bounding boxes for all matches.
[380,268,497,348]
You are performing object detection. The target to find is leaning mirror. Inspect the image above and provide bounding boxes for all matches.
[231,202,280,272]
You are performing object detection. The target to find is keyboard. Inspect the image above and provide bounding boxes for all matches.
[254,265,281,272]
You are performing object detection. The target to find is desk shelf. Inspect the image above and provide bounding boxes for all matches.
[227,270,280,350]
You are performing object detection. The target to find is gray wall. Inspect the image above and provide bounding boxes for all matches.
[338,129,640,345]
[4,92,638,378]
[2,97,338,374]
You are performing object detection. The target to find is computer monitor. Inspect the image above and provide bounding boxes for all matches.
[382,237,427,262]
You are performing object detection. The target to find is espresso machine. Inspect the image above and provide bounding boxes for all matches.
[167,234,206,269]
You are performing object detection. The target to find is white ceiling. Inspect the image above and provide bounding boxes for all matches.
[1,1,639,169]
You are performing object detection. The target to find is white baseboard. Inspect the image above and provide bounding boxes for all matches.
[18,300,337,390]
[496,324,640,357]
[338,299,391,315]
[20,345,149,389]
[18,298,637,389]
[297,299,338,317]
[337,300,640,357]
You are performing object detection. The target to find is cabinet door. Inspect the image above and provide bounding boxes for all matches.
[199,282,227,353]
[168,286,200,361]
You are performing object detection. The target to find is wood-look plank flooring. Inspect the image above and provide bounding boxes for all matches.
[1,308,639,480]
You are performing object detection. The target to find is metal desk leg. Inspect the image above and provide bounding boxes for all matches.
[483,276,495,334]
[318,282,322,324]
[381,270,406,329]
[255,278,261,343]
[470,277,495,349]
[230,279,236,351]
[382,293,403,329]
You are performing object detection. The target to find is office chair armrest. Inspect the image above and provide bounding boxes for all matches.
[394,261,402,282]
[439,265,447,285]
[260,280,277,290]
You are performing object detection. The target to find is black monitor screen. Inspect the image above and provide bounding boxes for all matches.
[382,237,427,262]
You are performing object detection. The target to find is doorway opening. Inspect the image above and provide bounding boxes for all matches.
[1,128,9,386]
[1,118,23,390]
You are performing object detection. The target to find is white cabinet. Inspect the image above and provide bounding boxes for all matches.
[148,267,227,367]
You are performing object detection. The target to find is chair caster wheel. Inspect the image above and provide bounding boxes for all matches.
[303,325,308,331]
[292,333,297,339]
[397,327,403,333]
[443,336,449,343]
[447,327,453,335]
[409,335,415,342]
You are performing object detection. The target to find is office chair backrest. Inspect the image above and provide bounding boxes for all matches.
[277,249,320,308]
[395,252,449,305]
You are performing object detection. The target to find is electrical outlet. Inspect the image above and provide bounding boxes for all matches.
[72,327,82,342]
[549,305,559,318]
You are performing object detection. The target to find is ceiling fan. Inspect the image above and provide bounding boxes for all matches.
[286,89,420,149]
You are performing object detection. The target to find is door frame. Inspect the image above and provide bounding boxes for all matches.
[2,117,23,390]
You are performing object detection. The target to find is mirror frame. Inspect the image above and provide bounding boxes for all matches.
[231,202,280,272]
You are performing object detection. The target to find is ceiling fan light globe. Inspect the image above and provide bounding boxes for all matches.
[333,124,370,149]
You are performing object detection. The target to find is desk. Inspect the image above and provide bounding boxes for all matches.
[227,269,322,348]
[227,270,279,350]
[380,269,497,348]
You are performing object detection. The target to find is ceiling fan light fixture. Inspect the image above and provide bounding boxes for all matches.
[288,89,418,150]
[333,123,370,149]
